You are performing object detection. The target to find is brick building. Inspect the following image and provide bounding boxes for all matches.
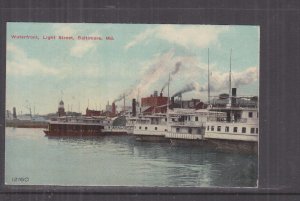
[141,91,168,114]
[85,108,101,116]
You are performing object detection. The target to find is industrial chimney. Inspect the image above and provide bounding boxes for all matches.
[132,99,136,117]
[112,102,116,115]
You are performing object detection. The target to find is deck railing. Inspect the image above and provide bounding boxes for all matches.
[207,117,248,123]
[171,121,205,126]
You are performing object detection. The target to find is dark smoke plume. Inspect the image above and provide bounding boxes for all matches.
[172,81,205,97]
[161,62,182,93]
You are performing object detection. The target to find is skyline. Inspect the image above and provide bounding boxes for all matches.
[6,23,259,115]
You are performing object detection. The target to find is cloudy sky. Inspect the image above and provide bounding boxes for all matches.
[6,23,259,115]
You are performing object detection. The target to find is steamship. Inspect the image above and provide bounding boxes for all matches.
[44,115,110,136]
[131,94,208,142]
[44,100,114,136]
[131,91,170,141]
[204,88,258,153]
[165,108,221,145]
[133,113,170,142]
[131,89,208,142]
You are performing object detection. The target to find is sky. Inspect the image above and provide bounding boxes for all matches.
[6,23,259,115]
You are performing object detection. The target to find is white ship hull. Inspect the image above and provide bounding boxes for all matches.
[133,123,169,142]
[205,131,257,142]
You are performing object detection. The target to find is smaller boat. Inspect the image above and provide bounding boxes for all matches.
[44,116,109,136]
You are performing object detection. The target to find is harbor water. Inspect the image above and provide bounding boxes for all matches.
[5,127,258,187]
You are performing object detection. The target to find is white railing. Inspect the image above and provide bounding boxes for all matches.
[104,126,126,130]
[208,118,248,123]
[165,132,203,140]
[171,121,204,126]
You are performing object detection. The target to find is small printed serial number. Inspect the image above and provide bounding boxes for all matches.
[11,177,29,183]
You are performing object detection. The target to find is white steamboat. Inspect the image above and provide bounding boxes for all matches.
[165,108,207,144]
[132,113,170,142]
[205,88,258,153]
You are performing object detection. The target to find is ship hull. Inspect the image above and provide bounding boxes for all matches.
[44,130,103,136]
[169,138,207,146]
[207,139,258,154]
[103,131,128,135]
[44,120,106,136]
[134,135,169,142]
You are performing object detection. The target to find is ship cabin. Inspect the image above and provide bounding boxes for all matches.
[45,116,109,136]
[168,109,207,134]
[205,107,259,141]
[47,122,104,135]
[134,113,169,133]
[164,109,210,140]
[125,116,139,134]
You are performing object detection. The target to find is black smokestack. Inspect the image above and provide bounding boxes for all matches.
[13,107,17,119]
[232,88,237,97]
[132,99,136,117]
[171,97,175,105]
[232,88,237,106]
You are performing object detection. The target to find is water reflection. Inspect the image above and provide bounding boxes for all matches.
[6,128,257,187]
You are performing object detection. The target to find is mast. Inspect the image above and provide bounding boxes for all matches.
[167,73,170,126]
[123,93,126,112]
[229,49,232,97]
[227,49,232,109]
[167,73,170,111]
[207,48,210,105]
[137,88,140,107]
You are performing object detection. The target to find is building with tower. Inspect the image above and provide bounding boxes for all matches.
[57,100,66,117]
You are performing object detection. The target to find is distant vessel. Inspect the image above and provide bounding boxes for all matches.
[6,106,48,128]
[44,116,109,136]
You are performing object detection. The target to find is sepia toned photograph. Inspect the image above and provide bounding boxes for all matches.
[5,23,259,187]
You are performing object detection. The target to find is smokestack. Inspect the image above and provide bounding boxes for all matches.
[232,88,237,97]
[132,99,136,117]
[232,88,237,106]
[112,102,116,115]
[13,107,17,119]
[160,92,163,97]
[154,90,158,97]
[171,97,175,106]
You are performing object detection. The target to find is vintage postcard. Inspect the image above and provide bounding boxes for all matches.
[5,23,259,187]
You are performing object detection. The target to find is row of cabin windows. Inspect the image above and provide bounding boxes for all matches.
[207,126,258,134]
[137,126,168,132]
